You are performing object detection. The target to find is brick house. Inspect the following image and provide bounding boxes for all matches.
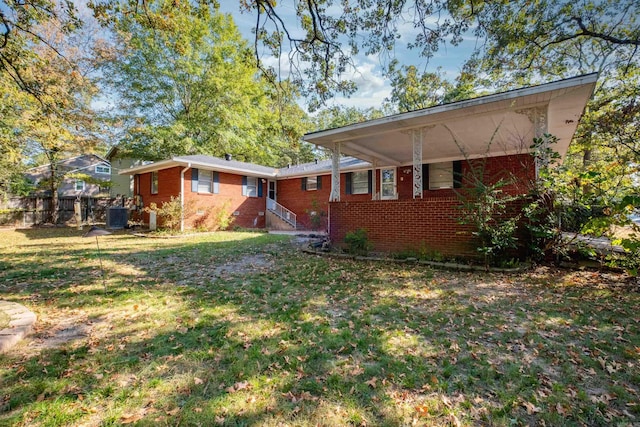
[121,74,597,256]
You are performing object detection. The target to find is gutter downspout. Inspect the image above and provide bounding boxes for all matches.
[180,164,191,232]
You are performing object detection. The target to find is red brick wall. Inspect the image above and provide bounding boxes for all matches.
[276,172,379,230]
[134,167,267,229]
[329,198,478,256]
[328,154,536,257]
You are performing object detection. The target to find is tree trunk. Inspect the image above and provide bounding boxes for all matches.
[49,162,59,224]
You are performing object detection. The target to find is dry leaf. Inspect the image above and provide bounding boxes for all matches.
[166,408,180,416]
[194,377,204,385]
[194,407,203,413]
[415,405,429,417]
[523,401,541,415]
[120,413,143,424]
[366,377,378,388]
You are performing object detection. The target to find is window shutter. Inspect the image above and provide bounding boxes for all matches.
[453,161,463,188]
[422,164,429,191]
[317,176,322,190]
[345,172,352,195]
[242,176,247,196]
[301,177,307,191]
[258,179,263,197]
[213,171,219,194]
[191,168,198,192]
[367,170,373,194]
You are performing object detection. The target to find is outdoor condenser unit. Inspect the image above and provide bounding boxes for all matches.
[106,206,128,229]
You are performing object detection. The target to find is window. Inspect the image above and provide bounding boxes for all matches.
[306,176,318,191]
[423,161,462,190]
[429,162,453,189]
[351,171,369,194]
[301,176,322,191]
[198,170,213,193]
[191,168,219,194]
[151,171,158,194]
[243,176,261,197]
[95,165,111,174]
[75,180,85,191]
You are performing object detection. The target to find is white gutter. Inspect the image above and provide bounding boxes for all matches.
[180,164,191,232]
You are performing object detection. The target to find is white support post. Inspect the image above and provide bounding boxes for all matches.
[330,142,341,202]
[412,129,423,199]
[371,159,378,200]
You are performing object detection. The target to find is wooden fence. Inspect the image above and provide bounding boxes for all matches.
[0,196,127,227]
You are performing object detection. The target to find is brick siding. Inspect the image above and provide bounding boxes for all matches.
[135,167,267,229]
[328,154,536,257]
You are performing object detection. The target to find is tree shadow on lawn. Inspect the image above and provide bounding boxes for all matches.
[1,235,639,425]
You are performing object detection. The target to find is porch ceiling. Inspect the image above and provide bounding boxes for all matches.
[304,74,598,166]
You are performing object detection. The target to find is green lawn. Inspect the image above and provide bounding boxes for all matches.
[0,228,638,426]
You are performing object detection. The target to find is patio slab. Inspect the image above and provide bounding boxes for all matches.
[0,301,37,353]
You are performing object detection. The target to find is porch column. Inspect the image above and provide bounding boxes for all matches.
[330,142,341,202]
[412,129,423,199]
[371,159,378,200]
[519,106,548,177]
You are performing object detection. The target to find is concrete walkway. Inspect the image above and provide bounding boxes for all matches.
[0,301,37,353]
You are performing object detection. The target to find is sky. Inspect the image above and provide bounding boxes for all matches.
[218,3,478,111]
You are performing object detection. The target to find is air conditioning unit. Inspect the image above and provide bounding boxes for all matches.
[106,207,128,229]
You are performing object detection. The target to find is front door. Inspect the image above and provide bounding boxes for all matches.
[380,168,397,200]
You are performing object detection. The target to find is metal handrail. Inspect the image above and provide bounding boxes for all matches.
[267,198,296,228]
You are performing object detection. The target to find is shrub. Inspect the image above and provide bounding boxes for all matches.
[344,228,373,255]
[144,196,186,231]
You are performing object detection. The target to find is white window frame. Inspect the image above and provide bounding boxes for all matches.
[245,176,258,197]
[198,170,213,193]
[306,176,318,191]
[429,161,454,190]
[380,168,397,200]
[95,165,111,174]
[75,180,85,191]
[151,171,158,194]
[351,171,369,194]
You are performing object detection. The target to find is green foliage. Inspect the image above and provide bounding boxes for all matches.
[344,228,373,255]
[305,198,326,230]
[96,1,312,166]
[212,200,234,231]
[145,196,185,231]
[456,160,522,267]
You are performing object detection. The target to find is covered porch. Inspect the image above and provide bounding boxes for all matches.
[303,74,598,255]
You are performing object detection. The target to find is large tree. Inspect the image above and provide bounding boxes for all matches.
[12,20,101,222]
[1,0,81,100]
[95,1,312,166]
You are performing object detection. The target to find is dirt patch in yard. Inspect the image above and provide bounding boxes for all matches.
[213,253,275,277]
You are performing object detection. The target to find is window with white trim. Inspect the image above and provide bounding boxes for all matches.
[75,180,85,191]
[351,171,369,194]
[151,171,158,194]
[306,176,318,191]
[245,176,258,197]
[198,170,213,193]
[95,165,111,174]
[429,161,454,189]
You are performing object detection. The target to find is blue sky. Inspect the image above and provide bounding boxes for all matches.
[219,3,478,110]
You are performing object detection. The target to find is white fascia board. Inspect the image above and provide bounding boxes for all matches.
[120,158,277,179]
[185,160,277,179]
[304,73,599,143]
[275,164,373,179]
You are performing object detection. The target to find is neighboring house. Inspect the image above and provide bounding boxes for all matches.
[121,74,598,256]
[25,154,112,197]
[105,146,153,198]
